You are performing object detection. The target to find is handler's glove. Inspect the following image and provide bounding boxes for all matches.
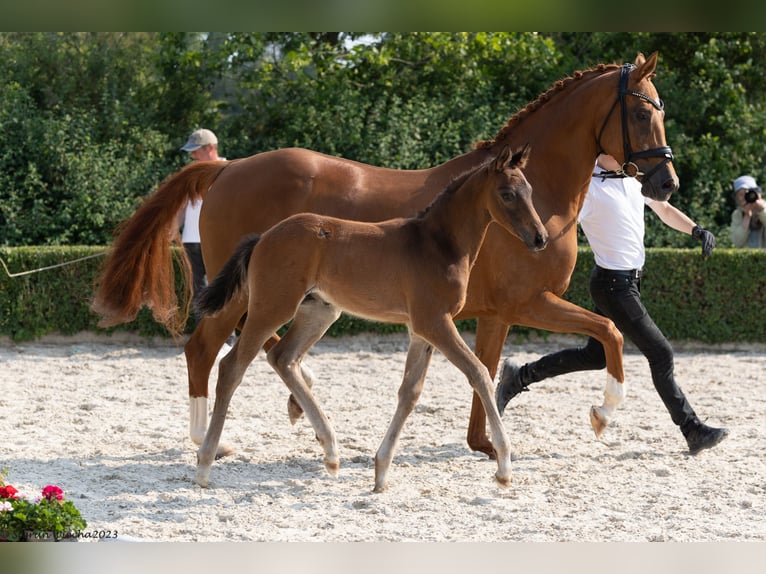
[692,225,715,257]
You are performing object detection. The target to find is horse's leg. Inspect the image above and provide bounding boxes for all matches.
[185,302,246,457]
[466,317,510,459]
[266,298,342,475]
[373,334,434,493]
[417,318,512,489]
[515,291,625,437]
[195,317,276,487]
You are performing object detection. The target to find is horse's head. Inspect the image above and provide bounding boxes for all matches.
[598,52,678,201]
[489,144,548,252]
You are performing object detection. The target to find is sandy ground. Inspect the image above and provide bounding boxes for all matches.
[1,331,764,543]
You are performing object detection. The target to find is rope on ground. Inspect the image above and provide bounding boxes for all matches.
[0,251,107,278]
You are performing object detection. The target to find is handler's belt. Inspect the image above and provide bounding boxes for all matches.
[594,265,642,280]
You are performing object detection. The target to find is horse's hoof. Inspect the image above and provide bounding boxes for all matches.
[287,395,304,425]
[589,405,608,438]
[495,472,511,488]
[215,442,236,459]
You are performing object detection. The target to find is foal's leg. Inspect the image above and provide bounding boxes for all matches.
[267,298,342,476]
[417,318,512,488]
[373,334,434,493]
[276,297,337,424]
[195,317,275,487]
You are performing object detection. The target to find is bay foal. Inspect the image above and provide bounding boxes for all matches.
[194,144,546,491]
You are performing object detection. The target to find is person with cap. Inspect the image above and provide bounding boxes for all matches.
[495,153,729,456]
[730,175,766,249]
[177,129,225,326]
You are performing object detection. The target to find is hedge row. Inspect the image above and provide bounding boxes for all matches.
[1,246,764,344]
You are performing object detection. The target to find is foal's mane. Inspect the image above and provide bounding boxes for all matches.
[475,63,620,150]
[415,156,494,219]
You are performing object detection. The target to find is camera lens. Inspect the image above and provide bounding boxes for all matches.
[744,189,758,203]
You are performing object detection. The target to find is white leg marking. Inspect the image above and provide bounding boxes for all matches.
[591,374,626,433]
[601,374,625,418]
[190,397,208,446]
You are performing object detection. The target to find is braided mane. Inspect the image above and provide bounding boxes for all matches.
[475,63,620,150]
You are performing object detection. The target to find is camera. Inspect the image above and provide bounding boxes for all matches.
[744,187,760,203]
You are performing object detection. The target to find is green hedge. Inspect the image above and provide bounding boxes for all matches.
[1,246,764,343]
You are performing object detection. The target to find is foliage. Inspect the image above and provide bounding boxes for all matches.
[0,473,87,542]
[565,247,766,343]
[0,246,190,341]
[1,246,764,344]
[0,32,764,250]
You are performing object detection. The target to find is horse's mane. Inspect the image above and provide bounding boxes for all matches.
[475,63,620,150]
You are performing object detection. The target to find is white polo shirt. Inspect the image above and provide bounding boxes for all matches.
[579,167,654,271]
[181,199,202,243]
[180,156,226,244]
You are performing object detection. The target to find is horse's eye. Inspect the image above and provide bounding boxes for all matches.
[636,110,650,121]
[501,192,513,201]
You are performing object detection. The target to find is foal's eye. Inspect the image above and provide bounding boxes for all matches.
[501,191,514,201]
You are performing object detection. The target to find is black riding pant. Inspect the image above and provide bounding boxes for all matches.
[184,242,207,324]
[521,265,697,427]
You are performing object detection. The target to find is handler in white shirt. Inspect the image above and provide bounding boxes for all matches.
[497,154,728,456]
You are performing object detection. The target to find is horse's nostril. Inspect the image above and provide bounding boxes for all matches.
[662,178,677,191]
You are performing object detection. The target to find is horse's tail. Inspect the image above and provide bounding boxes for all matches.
[195,234,261,317]
[91,160,229,337]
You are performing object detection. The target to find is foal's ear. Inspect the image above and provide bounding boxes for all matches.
[495,144,513,171]
[510,143,531,169]
[634,51,658,81]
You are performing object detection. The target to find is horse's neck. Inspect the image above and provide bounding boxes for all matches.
[489,72,613,221]
[424,148,495,190]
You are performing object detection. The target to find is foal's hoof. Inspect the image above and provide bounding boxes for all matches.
[469,439,497,460]
[215,442,236,459]
[195,467,211,488]
[589,405,608,438]
[324,459,340,478]
[372,482,389,494]
[494,472,511,489]
[287,395,304,425]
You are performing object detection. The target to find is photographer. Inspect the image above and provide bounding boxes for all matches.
[730,175,766,248]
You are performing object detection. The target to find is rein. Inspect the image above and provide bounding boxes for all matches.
[597,63,674,181]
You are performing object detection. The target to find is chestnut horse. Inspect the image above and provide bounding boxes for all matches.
[193,144,546,490]
[93,52,677,459]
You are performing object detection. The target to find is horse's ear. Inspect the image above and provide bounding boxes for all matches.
[634,51,658,81]
[495,144,512,171]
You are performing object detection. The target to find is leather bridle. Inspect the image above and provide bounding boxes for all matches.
[597,63,674,181]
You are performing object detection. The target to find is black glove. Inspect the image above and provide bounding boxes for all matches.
[692,225,715,257]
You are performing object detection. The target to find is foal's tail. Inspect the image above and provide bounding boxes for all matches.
[91,160,229,337]
[195,234,261,317]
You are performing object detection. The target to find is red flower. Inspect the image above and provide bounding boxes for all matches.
[41,485,64,501]
[0,485,19,499]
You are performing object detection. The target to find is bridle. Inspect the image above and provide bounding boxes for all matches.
[596,63,674,180]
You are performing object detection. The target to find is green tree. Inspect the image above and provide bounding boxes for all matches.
[1,32,764,249]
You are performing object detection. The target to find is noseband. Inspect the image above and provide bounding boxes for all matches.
[597,63,674,181]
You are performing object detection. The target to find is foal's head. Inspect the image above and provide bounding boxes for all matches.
[487,144,548,252]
